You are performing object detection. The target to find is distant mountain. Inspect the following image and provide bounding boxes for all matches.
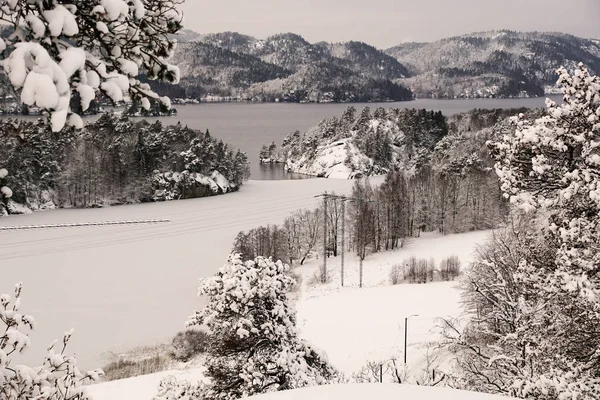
[386,30,600,98]
[166,31,413,102]
[172,28,204,43]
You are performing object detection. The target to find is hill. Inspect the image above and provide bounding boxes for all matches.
[166,32,413,102]
[386,30,600,98]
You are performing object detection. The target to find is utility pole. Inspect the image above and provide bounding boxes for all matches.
[315,192,374,288]
[322,192,328,283]
[341,198,346,287]
[404,314,419,364]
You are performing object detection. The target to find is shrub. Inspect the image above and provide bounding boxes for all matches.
[427,258,436,282]
[170,329,210,362]
[440,255,461,281]
[389,264,402,285]
[154,375,205,400]
[405,257,429,283]
[103,355,169,381]
[1,282,103,398]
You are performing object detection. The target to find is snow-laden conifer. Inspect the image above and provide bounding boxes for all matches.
[0,0,183,131]
[184,254,335,399]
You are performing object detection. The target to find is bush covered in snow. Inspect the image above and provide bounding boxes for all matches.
[153,375,205,400]
[0,114,249,215]
[170,329,209,362]
[0,0,183,131]
[0,167,10,216]
[0,282,103,399]
[183,254,337,399]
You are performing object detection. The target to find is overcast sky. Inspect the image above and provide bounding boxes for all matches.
[181,0,600,48]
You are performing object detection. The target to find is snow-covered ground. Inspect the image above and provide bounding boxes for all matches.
[88,229,491,400]
[295,230,491,375]
[1,178,369,369]
[87,368,205,400]
[246,383,512,400]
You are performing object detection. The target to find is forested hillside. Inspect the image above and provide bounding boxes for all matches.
[165,32,413,102]
[0,115,249,216]
[386,30,600,98]
[273,106,541,179]
[155,29,600,102]
[244,107,544,267]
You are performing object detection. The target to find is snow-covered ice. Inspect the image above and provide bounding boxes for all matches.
[0,178,366,369]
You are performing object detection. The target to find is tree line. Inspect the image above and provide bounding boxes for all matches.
[0,114,249,215]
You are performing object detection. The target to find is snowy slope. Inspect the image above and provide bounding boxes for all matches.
[295,230,491,375]
[87,368,205,400]
[247,383,514,400]
[285,138,366,179]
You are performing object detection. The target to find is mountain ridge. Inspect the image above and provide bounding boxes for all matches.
[163,29,600,101]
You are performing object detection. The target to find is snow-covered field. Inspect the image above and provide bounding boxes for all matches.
[0,178,367,369]
[87,368,205,400]
[295,230,491,375]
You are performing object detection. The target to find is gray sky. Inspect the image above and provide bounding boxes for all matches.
[181,0,600,49]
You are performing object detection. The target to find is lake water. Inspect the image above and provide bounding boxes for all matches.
[141,95,562,179]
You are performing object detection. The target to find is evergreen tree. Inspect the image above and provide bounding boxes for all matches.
[186,254,336,399]
[0,0,183,131]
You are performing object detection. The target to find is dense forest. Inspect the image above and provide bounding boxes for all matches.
[0,115,249,216]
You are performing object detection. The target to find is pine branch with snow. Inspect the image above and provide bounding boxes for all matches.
[0,0,183,131]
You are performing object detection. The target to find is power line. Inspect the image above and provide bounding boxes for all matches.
[0,219,170,231]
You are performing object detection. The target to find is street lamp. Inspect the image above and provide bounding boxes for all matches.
[404,314,419,364]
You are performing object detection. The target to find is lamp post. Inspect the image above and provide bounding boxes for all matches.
[404,314,419,364]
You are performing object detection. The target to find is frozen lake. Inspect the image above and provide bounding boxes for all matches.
[0,178,365,369]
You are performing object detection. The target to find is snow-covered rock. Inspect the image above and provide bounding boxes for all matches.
[152,170,236,201]
[285,139,367,179]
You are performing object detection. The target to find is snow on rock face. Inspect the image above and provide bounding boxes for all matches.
[152,170,234,201]
[285,138,369,179]
[6,199,33,215]
[246,383,515,400]
[210,171,231,193]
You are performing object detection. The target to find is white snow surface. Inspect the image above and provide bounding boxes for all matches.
[88,368,206,400]
[86,227,492,400]
[295,230,491,375]
[246,383,513,400]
